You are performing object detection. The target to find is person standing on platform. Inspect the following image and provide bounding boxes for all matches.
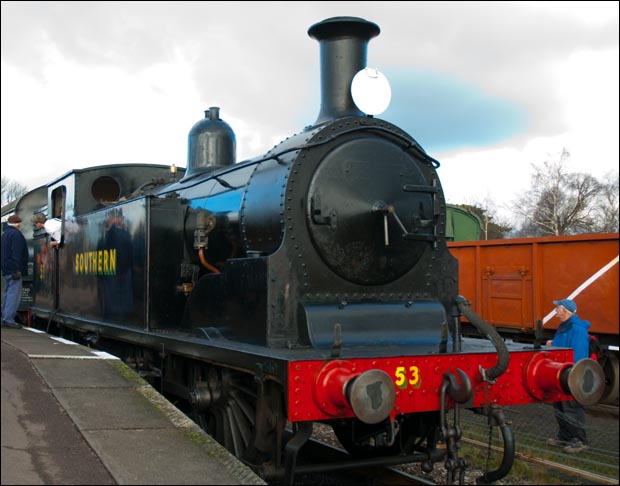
[1,215,29,329]
[545,298,590,454]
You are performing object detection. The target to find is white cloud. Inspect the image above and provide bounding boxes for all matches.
[550,48,620,177]
[1,1,618,220]
[1,49,202,188]
[436,44,619,221]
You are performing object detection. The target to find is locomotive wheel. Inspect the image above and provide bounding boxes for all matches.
[599,354,619,404]
[332,412,439,457]
[189,369,285,467]
[189,368,257,459]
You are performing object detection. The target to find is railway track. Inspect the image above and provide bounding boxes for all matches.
[458,402,618,485]
[296,434,619,486]
[295,419,619,486]
[292,438,437,485]
[462,438,618,485]
[586,403,619,419]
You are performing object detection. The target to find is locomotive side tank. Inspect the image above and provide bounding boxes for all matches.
[19,16,606,484]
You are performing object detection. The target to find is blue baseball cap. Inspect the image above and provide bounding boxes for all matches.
[553,299,577,314]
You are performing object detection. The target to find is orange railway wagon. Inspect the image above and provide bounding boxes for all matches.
[448,232,619,403]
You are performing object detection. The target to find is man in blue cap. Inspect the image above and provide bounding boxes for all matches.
[545,298,590,453]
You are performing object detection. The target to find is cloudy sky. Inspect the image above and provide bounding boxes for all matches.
[1,1,618,221]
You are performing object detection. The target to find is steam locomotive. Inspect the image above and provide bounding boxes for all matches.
[4,17,606,484]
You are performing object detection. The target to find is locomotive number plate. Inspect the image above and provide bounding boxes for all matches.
[394,365,421,389]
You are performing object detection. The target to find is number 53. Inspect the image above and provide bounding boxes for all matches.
[395,366,420,389]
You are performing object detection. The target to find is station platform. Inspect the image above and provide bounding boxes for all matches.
[1,325,266,485]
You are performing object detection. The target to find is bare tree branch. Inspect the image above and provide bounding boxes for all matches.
[593,171,619,232]
[1,176,29,207]
[512,149,604,236]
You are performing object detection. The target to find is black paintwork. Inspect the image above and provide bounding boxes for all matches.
[25,16,459,378]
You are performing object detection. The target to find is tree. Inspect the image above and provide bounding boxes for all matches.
[592,171,619,233]
[1,176,28,207]
[458,201,512,239]
[512,149,603,236]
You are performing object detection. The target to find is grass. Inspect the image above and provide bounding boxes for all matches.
[458,415,619,485]
[459,441,594,485]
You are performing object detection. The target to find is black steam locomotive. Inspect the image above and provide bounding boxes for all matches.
[8,17,605,484]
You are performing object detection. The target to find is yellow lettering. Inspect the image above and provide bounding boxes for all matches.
[409,366,420,386]
[109,249,116,275]
[73,249,119,276]
[394,364,422,390]
[395,366,406,388]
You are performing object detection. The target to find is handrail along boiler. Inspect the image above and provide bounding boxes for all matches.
[8,17,605,484]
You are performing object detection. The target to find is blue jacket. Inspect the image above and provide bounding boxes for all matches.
[552,314,591,362]
[1,225,29,276]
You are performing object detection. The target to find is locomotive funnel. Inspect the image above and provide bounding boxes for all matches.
[308,16,380,125]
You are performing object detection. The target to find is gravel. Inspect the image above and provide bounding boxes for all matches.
[310,423,528,485]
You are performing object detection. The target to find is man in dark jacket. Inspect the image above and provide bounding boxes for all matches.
[1,215,29,329]
[545,298,590,454]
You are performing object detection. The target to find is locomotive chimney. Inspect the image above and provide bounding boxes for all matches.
[308,16,380,125]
